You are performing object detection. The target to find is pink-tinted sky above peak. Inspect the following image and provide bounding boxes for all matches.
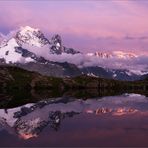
[0,0,148,54]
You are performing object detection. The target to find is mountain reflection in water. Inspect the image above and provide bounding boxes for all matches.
[0,93,148,147]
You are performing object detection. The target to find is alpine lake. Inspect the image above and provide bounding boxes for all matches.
[0,89,148,147]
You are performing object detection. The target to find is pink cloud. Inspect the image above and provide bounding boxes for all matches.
[0,1,148,54]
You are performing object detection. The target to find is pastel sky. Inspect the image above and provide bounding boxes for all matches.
[0,0,148,54]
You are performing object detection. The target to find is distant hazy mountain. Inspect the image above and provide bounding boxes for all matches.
[86,51,137,59]
[81,66,142,81]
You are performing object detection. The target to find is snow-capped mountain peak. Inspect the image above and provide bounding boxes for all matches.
[0,26,80,65]
[0,38,35,64]
[0,38,20,63]
[20,26,39,33]
[15,26,49,47]
[0,26,80,60]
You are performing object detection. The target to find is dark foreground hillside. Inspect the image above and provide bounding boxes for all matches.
[0,65,148,108]
[0,65,147,91]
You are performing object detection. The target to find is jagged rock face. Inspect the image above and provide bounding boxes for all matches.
[49,34,80,55]
[49,34,63,54]
[15,26,49,47]
[0,34,4,43]
[63,46,80,54]
[0,34,7,48]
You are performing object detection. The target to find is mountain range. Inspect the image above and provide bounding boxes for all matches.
[0,26,147,80]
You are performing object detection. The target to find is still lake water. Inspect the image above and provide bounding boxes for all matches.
[0,93,148,147]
